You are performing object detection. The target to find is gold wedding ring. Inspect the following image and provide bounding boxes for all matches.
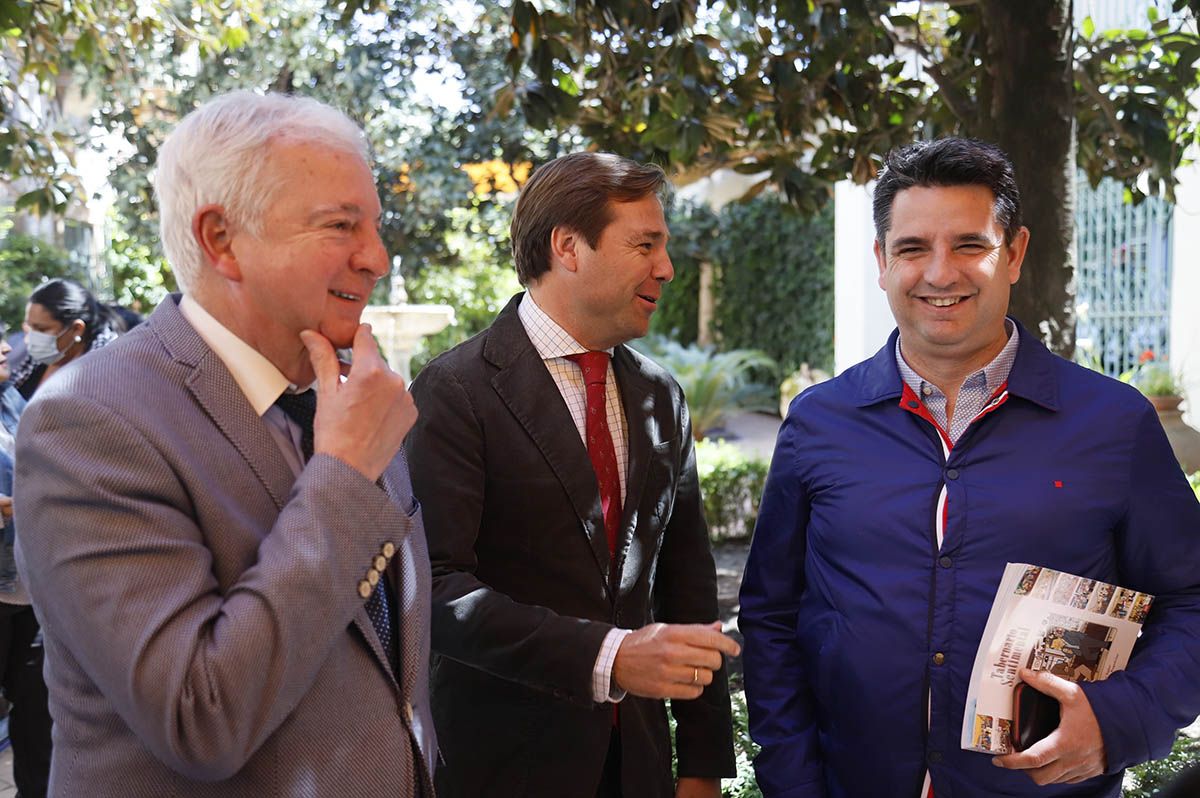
[692,667,699,685]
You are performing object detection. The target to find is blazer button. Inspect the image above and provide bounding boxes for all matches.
[382,541,396,559]
[373,554,388,571]
[357,579,373,599]
[404,701,414,723]
[933,652,946,666]
[366,568,381,587]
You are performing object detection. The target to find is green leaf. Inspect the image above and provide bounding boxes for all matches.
[219,25,250,50]
[14,189,48,214]
[554,70,579,96]
[1081,16,1095,39]
[72,29,96,61]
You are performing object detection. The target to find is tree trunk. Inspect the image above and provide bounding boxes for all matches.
[978,0,1077,358]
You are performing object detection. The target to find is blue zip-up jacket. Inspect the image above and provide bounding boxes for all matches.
[740,322,1200,798]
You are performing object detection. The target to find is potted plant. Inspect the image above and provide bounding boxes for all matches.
[1128,358,1183,412]
[1123,351,1200,472]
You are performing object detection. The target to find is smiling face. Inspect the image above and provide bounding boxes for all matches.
[557,194,674,350]
[875,183,1029,377]
[223,140,388,381]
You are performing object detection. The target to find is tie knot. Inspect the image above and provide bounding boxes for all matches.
[565,351,610,386]
[274,389,317,426]
[274,390,316,461]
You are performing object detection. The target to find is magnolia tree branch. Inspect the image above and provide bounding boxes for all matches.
[878,13,977,128]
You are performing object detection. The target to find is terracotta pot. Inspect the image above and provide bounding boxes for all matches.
[1148,394,1200,474]
[1149,395,1184,413]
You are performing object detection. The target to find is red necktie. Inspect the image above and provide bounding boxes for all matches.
[566,352,621,557]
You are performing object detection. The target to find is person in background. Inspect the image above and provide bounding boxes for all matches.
[106,304,144,333]
[0,321,50,798]
[11,279,119,401]
[0,280,130,796]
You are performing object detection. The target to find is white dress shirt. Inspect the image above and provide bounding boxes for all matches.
[179,296,311,476]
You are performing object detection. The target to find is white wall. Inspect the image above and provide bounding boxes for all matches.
[1170,162,1200,424]
[833,180,894,374]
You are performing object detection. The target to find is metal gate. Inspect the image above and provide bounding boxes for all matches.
[1074,174,1174,376]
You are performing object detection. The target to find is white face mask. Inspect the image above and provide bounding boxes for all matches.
[25,327,74,366]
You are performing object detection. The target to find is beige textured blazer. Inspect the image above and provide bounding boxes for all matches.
[14,295,434,797]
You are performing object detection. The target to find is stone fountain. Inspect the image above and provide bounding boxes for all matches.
[360,268,455,382]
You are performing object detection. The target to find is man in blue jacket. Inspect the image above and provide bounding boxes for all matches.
[739,137,1200,798]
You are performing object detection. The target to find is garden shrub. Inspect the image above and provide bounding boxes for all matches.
[695,439,768,542]
[635,336,776,440]
[1123,731,1200,796]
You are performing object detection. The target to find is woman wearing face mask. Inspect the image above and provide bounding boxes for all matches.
[2,278,120,797]
[12,279,120,401]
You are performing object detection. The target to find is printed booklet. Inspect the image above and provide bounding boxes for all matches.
[961,562,1152,754]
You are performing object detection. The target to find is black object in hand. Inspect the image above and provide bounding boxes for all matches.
[1012,681,1060,751]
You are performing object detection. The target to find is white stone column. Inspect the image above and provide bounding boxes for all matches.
[834,180,894,375]
[1170,162,1200,425]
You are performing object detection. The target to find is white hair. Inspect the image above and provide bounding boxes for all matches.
[154,90,372,292]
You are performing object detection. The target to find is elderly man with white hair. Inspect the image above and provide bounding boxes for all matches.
[14,90,435,796]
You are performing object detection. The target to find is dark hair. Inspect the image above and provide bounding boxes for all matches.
[104,304,143,333]
[510,152,667,285]
[872,137,1022,245]
[28,279,112,347]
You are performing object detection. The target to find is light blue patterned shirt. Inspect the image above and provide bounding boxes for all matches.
[895,318,1020,444]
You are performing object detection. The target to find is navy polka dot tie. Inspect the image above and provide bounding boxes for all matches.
[275,390,397,672]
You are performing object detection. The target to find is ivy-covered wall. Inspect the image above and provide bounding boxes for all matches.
[655,195,835,377]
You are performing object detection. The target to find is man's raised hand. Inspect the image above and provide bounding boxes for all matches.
[301,324,417,481]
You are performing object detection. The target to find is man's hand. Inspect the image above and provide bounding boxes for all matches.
[0,494,11,522]
[612,621,740,700]
[301,325,418,482]
[992,668,1107,785]
[675,776,721,798]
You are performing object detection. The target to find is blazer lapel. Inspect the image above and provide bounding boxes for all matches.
[485,297,613,588]
[611,346,669,583]
[155,297,409,681]
[150,297,295,511]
